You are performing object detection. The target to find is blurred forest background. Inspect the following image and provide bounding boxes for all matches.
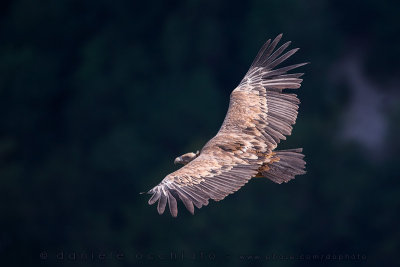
[1,0,400,266]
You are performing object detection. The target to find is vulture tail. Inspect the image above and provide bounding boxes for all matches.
[259,148,306,184]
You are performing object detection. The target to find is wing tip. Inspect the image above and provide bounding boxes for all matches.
[147,185,199,217]
[249,34,310,74]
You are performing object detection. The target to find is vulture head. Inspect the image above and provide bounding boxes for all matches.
[174,151,200,165]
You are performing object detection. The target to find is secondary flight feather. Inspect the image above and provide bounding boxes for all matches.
[146,34,307,217]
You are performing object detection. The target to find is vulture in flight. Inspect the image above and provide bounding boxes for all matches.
[147,34,307,217]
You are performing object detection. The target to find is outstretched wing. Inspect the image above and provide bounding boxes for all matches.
[148,144,261,217]
[147,34,307,216]
[224,33,307,150]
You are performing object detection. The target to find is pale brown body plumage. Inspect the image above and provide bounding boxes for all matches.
[147,34,307,217]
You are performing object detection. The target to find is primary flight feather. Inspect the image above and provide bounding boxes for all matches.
[147,34,307,217]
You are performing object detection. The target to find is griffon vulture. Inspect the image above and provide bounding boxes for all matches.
[146,34,307,217]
